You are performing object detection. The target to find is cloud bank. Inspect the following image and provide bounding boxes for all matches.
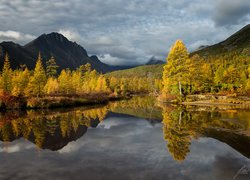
[0,0,249,65]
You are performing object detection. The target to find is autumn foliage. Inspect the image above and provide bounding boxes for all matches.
[160,40,250,102]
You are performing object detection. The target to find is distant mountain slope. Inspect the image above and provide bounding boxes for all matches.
[105,64,164,79]
[146,56,164,65]
[192,24,250,57]
[0,41,36,69]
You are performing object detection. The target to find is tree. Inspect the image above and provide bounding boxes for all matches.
[25,53,47,97]
[95,75,110,93]
[162,40,191,98]
[11,68,30,96]
[80,63,91,74]
[44,77,59,95]
[245,66,250,93]
[58,69,72,95]
[1,53,12,93]
[46,56,59,78]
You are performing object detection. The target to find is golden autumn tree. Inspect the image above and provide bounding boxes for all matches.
[72,69,83,94]
[11,68,30,96]
[162,40,191,99]
[58,69,73,95]
[95,75,110,93]
[25,53,47,97]
[44,77,59,95]
[1,53,13,93]
[245,66,250,93]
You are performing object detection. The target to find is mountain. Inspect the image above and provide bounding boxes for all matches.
[146,56,164,65]
[0,32,131,73]
[0,41,36,69]
[192,24,250,57]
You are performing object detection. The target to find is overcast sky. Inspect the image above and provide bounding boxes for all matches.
[0,0,249,65]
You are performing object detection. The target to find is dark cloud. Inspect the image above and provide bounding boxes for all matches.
[213,0,250,26]
[0,0,249,65]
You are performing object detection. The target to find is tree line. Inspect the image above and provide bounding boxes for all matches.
[161,40,250,101]
[0,53,163,101]
[0,53,112,97]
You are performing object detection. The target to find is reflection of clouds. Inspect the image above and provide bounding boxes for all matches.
[58,141,81,154]
[0,144,20,153]
[59,117,155,154]
[98,117,152,129]
[213,154,250,180]
[0,139,35,154]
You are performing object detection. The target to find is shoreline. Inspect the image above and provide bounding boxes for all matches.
[182,100,250,106]
[159,94,250,110]
[0,94,128,111]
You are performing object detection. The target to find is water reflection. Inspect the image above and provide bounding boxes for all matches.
[0,97,250,180]
[0,96,250,161]
[0,106,108,150]
[161,105,249,161]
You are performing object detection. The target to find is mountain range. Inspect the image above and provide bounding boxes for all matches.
[0,32,134,73]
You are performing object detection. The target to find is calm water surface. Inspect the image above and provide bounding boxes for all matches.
[0,97,249,180]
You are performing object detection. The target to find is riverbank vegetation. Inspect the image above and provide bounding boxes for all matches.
[159,40,250,103]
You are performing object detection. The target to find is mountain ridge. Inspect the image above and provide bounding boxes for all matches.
[0,32,137,73]
[192,24,250,57]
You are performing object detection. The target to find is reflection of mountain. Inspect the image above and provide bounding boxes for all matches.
[0,107,107,150]
[28,119,100,151]
[1,123,90,151]
[205,128,250,158]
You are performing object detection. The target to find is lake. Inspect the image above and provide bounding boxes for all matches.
[0,96,249,180]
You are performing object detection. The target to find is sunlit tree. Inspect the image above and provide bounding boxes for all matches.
[25,53,47,97]
[1,53,13,93]
[162,40,191,98]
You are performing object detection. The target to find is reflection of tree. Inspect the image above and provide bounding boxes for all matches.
[0,106,108,149]
[162,107,192,161]
[109,96,162,120]
[1,123,12,142]
[161,106,245,162]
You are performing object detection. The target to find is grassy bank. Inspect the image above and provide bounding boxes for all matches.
[0,93,126,111]
[182,94,250,107]
[158,93,250,109]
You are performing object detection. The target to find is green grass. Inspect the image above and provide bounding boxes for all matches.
[105,64,164,79]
